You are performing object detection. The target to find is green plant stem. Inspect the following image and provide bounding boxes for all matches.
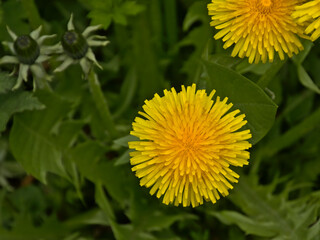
[150,0,164,54]
[265,106,320,158]
[257,60,286,89]
[88,70,118,139]
[163,0,178,49]
[132,11,163,101]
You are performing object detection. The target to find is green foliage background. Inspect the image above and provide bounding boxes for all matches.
[0,0,319,239]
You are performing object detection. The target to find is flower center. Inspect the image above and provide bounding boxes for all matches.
[181,138,197,152]
[260,0,272,7]
[61,30,89,60]
[254,0,274,13]
[14,35,40,65]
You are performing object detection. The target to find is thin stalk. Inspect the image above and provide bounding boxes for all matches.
[265,106,320,158]
[257,59,286,89]
[163,0,178,49]
[150,0,164,54]
[88,70,118,139]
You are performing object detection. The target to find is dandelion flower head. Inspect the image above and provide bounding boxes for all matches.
[129,84,252,207]
[293,0,320,41]
[208,0,305,64]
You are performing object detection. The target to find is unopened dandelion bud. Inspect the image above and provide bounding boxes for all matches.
[61,30,89,60]
[0,26,54,90]
[55,15,109,76]
[14,35,40,65]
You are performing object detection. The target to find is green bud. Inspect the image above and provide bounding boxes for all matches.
[14,35,40,65]
[61,30,88,60]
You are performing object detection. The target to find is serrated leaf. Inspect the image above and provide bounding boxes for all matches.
[9,90,71,183]
[216,176,320,240]
[0,91,45,133]
[202,60,277,144]
[211,211,276,237]
[85,0,144,30]
[112,11,127,25]
[120,2,145,16]
[88,11,112,29]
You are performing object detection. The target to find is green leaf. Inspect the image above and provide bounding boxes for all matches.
[180,25,212,85]
[9,90,71,183]
[70,140,132,203]
[0,186,72,240]
[87,11,112,29]
[208,54,242,69]
[95,182,116,221]
[64,209,109,227]
[292,40,313,65]
[297,65,320,94]
[0,0,30,37]
[265,107,320,158]
[0,72,15,93]
[114,149,131,166]
[128,187,196,232]
[183,1,210,31]
[0,214,70,240]
[0,5,3,25]
[216,176,320,240]
[236,60,273,75]
[111,224,157,240]
[53,120,85,151]
[0,70,44,134]
[95,182,158,240]
[77,0,112,10]
[256,59,286,89]
[112,11,127,25]
[113,135,139,148]
[21,0,42,28]
[308,218,320,240]
[132,10,164,101]
[113,68,137,119]
[211,211,276,237]
[0,91,45,133]
[84,0,144,29]
[120,2,145,16]
[202,60,278,144]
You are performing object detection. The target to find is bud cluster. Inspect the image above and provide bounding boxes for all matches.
[0,14,109,90]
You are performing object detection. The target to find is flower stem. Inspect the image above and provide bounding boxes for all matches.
[88,70,118,139]
[257,59,286,89]
[163,0,178,49]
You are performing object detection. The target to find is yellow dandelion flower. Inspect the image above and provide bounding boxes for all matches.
[293,0,320,41]
[208,0,305,64]
[128,84,252,207]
